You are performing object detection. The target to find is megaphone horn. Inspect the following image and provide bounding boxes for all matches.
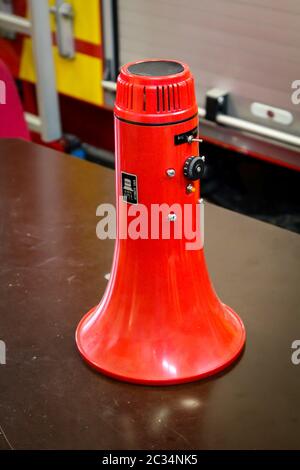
[76,59,246,385]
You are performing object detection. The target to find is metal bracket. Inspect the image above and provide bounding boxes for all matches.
[50,1,75,59]
[205,88,228,122]
[174,127,198,145]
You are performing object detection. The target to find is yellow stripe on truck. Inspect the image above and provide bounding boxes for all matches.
[20,38,103,106]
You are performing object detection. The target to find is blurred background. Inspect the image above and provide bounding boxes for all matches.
[1,0,300,232]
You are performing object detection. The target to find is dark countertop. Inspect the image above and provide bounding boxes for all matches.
[0,138,300,450]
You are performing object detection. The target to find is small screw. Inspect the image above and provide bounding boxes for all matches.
[186,184,196,194]
[168,213,177,222]
[166,168,176,178]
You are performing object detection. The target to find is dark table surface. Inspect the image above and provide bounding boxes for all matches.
[0,138,300,450]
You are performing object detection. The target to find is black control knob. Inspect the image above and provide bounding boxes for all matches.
[183,156,205,180]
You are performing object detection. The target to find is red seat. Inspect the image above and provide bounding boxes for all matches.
[0,59,30,140]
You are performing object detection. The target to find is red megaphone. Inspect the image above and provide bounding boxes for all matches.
[76,59,246,384]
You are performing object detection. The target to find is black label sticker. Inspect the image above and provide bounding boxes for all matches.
[121,172,138,204]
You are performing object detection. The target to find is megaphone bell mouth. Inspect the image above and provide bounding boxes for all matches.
[75,59,246,385]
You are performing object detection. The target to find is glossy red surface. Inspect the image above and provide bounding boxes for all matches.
[76,60,246,384]
[114,59,198,124]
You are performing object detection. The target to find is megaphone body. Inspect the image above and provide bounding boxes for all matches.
[76,60,246,385]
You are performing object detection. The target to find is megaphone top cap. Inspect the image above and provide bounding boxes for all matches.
[114,59,198,125]
[127,60,184,77]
